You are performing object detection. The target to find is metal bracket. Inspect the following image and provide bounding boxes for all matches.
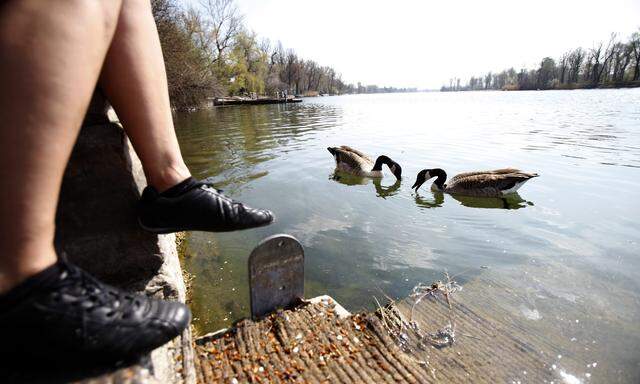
[248,234,304,319]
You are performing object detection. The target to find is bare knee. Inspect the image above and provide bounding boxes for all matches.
[0,0,123,42]
[69,0,124,41]
[115,0,155,31]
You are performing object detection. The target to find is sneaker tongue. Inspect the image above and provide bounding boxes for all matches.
[160,177,199,198]
[0,261,64,312]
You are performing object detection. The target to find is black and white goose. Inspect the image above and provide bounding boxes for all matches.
[327,146,402,180]
[411,168,538,197]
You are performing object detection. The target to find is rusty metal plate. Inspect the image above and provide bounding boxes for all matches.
[249,234,304,319]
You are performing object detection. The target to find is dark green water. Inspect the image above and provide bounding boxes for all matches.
[175,90,640,382]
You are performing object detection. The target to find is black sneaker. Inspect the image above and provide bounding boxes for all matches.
[0,259,190,361]
[138,177,274,234]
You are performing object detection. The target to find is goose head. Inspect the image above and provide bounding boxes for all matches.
[411,169,432,191]
[412,168,447,191]
[373,155,402,180]
[388,160,403,180]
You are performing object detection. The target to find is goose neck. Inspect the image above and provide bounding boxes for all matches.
[372,155,392,171]
[431,168,447,189]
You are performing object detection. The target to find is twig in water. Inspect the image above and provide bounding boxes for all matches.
[373,296,392,334]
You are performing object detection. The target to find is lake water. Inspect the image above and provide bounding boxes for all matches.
[175,89,640,382]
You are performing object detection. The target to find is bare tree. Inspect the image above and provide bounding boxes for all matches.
[305,61,321,92]
[197,0,244,65]
[183,8,208,53]
[589,34,617,84]
[152,0,220,107]
[631,31,640,81]
[258,37,271,61]
[492,73,499,89]
[620,44,634,81]
[587,42,602,83]
[326,67,336,94]
[558,52,569,83]
[568,48,584,83]
[610,42,633,82]
[484,72,492,89]
[282,49,300,93]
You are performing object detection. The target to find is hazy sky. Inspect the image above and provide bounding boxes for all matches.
[189,0,640,89]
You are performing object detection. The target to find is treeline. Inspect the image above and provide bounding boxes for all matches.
[152,0,411,110]
[441,30,640,92]
[354,83,418,94]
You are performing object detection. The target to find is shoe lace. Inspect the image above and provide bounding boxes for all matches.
[196,177,223,192]
[196,178,239,205]
[52,260,143,318]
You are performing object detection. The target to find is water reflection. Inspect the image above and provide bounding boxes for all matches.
[374,179,402,198]
[450,193,533,210]
[414,191,445,208]
[329,171,401,198]
[414,191,532,209]
[174,103,342,193]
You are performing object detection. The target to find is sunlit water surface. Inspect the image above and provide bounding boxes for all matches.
[175,90,640,382]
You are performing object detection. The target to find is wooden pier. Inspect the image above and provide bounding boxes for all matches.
[212,97,302,106]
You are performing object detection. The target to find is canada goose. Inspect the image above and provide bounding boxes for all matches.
[327,146,402,180]
[411,168,538,197]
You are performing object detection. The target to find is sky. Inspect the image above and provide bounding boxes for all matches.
[186,0,640,89]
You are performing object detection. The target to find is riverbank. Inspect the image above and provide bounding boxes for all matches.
[552,80,640,89]
[441,80,640,92]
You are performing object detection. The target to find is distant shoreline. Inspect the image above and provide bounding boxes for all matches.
[441,80,640,92]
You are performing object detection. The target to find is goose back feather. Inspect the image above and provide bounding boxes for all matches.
[444,169,538,197]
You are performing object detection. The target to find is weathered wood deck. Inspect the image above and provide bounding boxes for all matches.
[194,296,428,383]
[192,277,584,384]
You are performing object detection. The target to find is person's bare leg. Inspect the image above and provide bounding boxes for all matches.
[99,0,273,233]
[100,0,190,192]
[0,0,122,294]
